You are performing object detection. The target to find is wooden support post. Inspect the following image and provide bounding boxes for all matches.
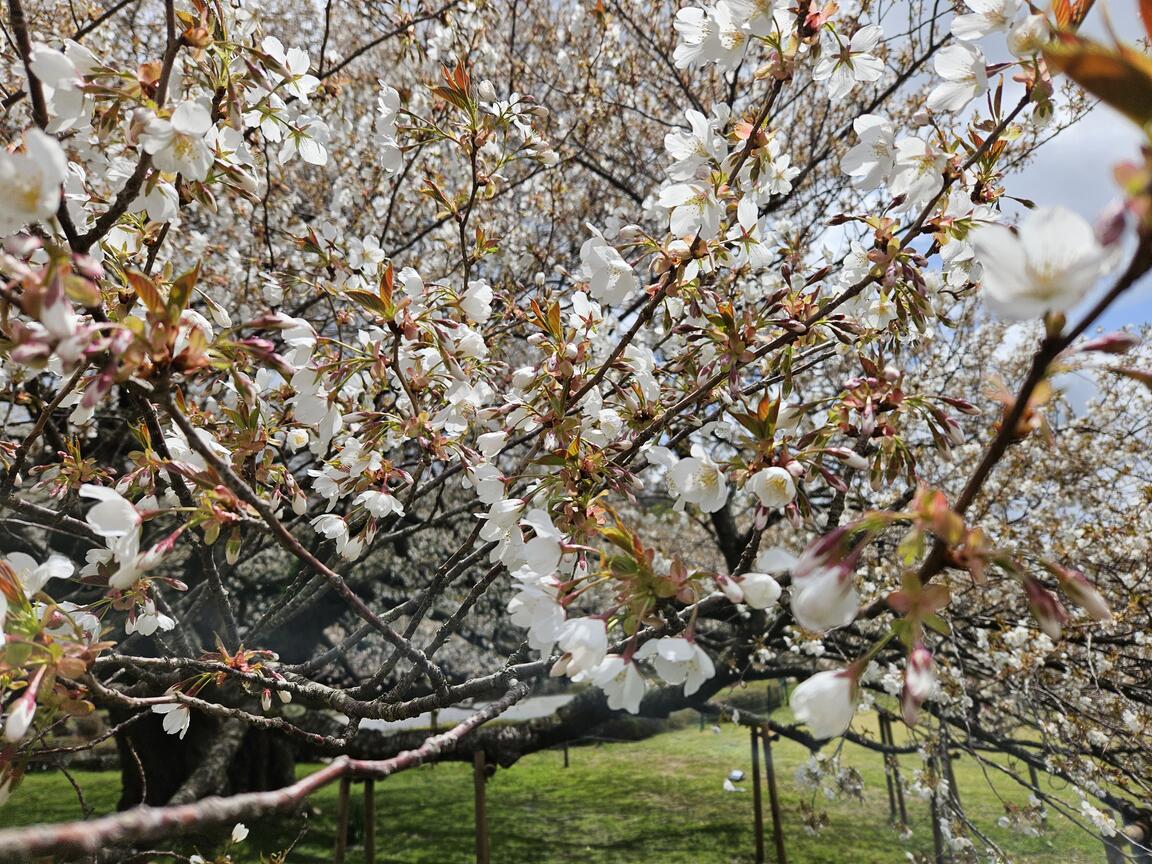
[880,715,898,823]
[880,713,908,825]
[751,726,765,864]
[563,741,570,768]
[945,750,963,808]
[363,778,376,864]
[334,775,352,864]
[941,726,963,810]
[928,753,948,864]
[473,750,490,864]
[761,727,788,864]
[1027,763,1047,828]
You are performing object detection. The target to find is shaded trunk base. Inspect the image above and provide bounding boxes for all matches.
[114,709,295,809]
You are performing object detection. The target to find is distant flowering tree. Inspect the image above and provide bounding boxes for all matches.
[2,0,1152,858]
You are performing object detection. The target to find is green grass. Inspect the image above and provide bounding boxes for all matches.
[0,714,1105,863]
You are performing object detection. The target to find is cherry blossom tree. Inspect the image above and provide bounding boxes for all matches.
[2,0,1152,858]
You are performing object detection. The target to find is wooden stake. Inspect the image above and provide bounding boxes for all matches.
[563,740,569,768]
[473,750,490,864]
[880,715,898,823]
[941,725,963,810]
[761,727,788,864]
[751,726,765,864]
[1026,762,1047,828]
[363,778,376,864]
[334,776,351,864]
[929,754,946,864]
[880,713,908,825]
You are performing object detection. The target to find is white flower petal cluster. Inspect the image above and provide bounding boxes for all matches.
[813,25,885,102]
[141,101,215,181]
[951,0,1020,40]
[747,466,796,508]
[29,41,97,132]
[0,130,68,235]
[790,668,858,739]
[971,206,1110,320]
[580,226,637,305]
[840,115,947,211]
[589,655,646,713]
[635,636,715,696]
[649,444,730,513]
[152,702,191,739]
[927,44,988,113]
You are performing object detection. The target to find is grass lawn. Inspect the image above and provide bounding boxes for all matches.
[0,712,1106,863]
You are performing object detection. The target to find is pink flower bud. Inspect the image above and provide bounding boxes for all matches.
[1050,565,1111,622]
[901,643,937,724]
[1023,576,1068,640]
[3,667,43,743]
[717,574,744,604]
[1094,199,1128,248]
[1076,331,1140,355]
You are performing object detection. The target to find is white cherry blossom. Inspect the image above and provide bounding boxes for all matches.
[927,44,988,113]
[841,114,896,190]
[951,0,1020,41]
[152,702,191,739]
[732,571,783,609]
[578,224,638,305]
[747,466,796,508]
[141,101,214,181]
[635,636,715,696]
[590,656,646,713]
[971,206,1109,320]
[657,182,722,240]
[0,129,68,235]
[555,617,609,678]
[813,25,885,101]
[790,562,860,633]
[667,444,729,513]
[790,668,858,739]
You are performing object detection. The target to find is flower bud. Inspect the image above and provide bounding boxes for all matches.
[717,574,744,604]
[1023,576,1068,640]
[901,643,937,724]
[4,694,36,743]
[735,571,782,609]
[791,668,858,740]
[1077,331,1140,355]
[1050,565,1111,622]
